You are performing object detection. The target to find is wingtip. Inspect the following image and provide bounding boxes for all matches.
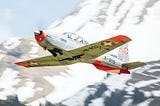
[120,35,132,40]
[15,61,30,67]
[110,35,132,42]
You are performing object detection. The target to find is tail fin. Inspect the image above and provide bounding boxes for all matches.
[118,44,129,63]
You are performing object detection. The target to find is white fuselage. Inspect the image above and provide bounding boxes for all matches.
[100,54,122,68]
[46,32,88,51]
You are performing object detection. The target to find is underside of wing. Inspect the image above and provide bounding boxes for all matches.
[121,62,146,70]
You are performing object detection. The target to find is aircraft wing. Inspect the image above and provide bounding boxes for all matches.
[15,35,131,67]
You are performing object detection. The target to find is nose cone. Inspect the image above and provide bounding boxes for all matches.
[34,30,46,43]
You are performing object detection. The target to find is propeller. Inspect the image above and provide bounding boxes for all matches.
[34,30,43,36]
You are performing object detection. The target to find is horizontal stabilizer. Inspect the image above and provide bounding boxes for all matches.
[122,62,146,70]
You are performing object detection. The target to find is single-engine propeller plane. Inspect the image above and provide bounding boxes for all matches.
[15,30,146,74]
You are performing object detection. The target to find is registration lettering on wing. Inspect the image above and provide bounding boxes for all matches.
[83,45,102,52]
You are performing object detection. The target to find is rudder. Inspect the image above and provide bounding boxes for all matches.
[118,44,129,63]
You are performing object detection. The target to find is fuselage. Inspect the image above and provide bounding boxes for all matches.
[35,31,88,51]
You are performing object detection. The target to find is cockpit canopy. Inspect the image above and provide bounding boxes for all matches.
[62,32,89,45]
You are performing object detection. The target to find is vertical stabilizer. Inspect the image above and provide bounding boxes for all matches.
[118,44,129,63]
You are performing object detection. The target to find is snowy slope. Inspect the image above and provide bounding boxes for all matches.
[0,0,160,106]
[0,37,106,105]
[61,61,160,106]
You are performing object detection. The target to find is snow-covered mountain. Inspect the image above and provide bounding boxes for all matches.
[0,0,160,106]
[0,37,106,105]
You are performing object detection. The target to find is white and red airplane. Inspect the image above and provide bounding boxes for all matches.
[15,30,146,74]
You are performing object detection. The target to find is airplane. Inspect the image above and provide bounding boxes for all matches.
[15,30,146,74]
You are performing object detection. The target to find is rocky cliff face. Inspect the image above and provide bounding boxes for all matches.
[0,0,160,106]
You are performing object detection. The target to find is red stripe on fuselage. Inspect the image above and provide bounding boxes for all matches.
[93,64,130,74]
[93,57,102,65]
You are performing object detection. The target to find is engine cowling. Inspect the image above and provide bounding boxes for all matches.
[34,30,46,43]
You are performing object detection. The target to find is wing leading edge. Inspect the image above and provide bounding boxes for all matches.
[15,35,131,67]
